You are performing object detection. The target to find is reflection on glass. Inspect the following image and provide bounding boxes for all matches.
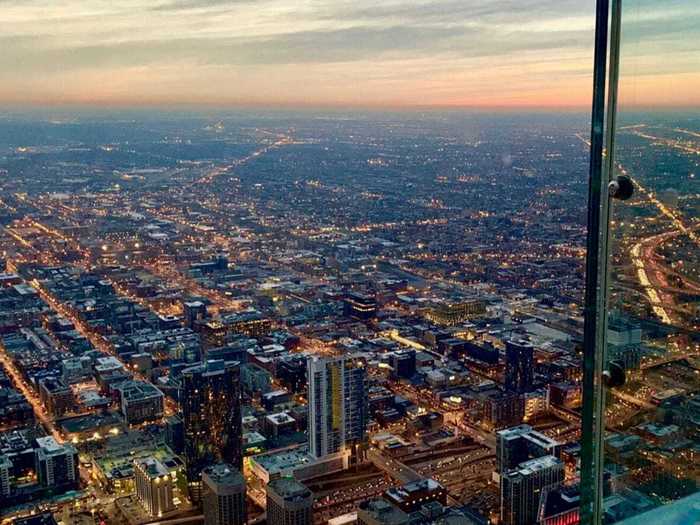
[601,1,700,523]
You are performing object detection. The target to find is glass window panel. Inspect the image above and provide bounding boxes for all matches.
[594,1,700,523]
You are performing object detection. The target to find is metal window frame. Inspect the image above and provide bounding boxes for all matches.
[580,0,623,523]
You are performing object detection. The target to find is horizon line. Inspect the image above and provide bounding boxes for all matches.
[2,100,700,114]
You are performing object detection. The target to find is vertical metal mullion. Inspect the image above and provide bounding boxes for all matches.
[580,0,611,523]
[592,2,624,524]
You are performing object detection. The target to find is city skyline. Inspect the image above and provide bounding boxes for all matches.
[0,2,698,524]
[1,0,699,109]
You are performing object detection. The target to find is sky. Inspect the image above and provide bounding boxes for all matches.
[1,0,699,109]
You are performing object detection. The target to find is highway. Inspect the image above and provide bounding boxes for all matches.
[575,128,698,327]
[366,447,462,507]
[367,447,422,484]
[193,134,293,186]
[609,389,655,411]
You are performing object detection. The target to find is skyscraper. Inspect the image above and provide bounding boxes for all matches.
[307,356,367,460]
[308,356,344,458]
[266,478,313,525]
[0,455,12,499]
[500,455,564,525]
[344,359,369,449]
[202,463,246,525]
[390,349,416,380]
[181,359,242,503]
[134,457,175,518]
[343,292,377,320]
[496,424,561,476]
[505,339,534,394]
[183,300,207,328]
[34,437,79,489]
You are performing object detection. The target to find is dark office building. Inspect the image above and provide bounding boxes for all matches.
[500,456,564,525]
[202,463,246,525]
[266,478,313,525]
[496,425,561,476]
[165,415,185,455]
[505,339,534,394]
[38,378,73,418]
[343,292,377,320]
[390,349,416,379]
[183,300,207,328]
[181,360,242,503]
[437,338,467,357]
[275,355,307,393]
[485,392,525,430]
[198,321,228,352]
[465,341,499,365]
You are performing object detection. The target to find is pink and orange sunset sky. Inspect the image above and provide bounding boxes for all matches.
[1,0,699,109]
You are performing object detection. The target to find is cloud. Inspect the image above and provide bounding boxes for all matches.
[314,0,589,25]
[151,0,259,12]
[0,23,593,74]
[0,0,697,107]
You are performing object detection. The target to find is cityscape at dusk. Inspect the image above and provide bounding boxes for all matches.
[0,2,698,525]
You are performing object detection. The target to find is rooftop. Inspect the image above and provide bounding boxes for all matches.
[202,463,245,487]
[385,478,445,503]
[508,455,563,477]
[135,457,169,479]
[252,447,310,475]
[359,499,409,524]
[118,380,164,402]
[36,436,65,453]
[267,477,312,501]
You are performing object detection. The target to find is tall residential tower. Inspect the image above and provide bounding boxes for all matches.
[181,359,242,503]
[307,356,367,460]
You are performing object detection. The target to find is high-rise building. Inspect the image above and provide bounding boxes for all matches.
[266,478,313,525]
[134,457,175,518]
[505,339,534,394]
[308,356,344,458]
[202,463,246,525]
[307,356,367,460]
[496,424,561,476]
[607,316,643,371]
[184,300,208,328]
[34,437,79,489]
[0,454,12,499]
[165,415,185,455]
[537,484,580,525]
[181,360,242,503]
[500,456,564,525]
[343,292,378,320]
[390,349,416,380]
[344,359,368,449]
[484,391,526,430]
